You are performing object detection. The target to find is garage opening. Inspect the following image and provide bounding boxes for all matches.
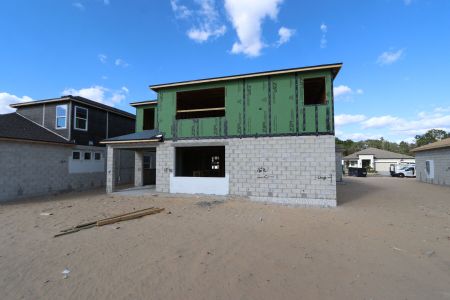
[175,146,225,177]
[143,108,155,130]
[304,77,326,105]
[176,87,225,119]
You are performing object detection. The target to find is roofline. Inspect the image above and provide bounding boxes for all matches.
[0,137,73,146]
[411,144,450,152]
[149,63,343,91]
[10,96,135,119]
[129,100,158,107]
[100,139,161,144]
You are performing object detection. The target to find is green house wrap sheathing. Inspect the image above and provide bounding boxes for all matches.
[135,103,158,132]
[136,68,336,140]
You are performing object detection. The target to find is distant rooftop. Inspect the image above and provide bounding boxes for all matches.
[149,63,342,91]
[411,137,450,152]
[10,95,135,119]
[343,147,414,160]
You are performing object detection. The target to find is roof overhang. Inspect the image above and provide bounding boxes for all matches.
[149,63,342,91]
[100,138,161,144]
[0,137,73,146]
[100,129,164,145]
[129,100,158,107]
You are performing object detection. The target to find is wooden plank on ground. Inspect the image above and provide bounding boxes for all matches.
[54,207,164,238]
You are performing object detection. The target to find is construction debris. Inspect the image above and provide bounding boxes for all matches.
[196,200,224,208]
[62,268,70,279]
[54,207,164,237]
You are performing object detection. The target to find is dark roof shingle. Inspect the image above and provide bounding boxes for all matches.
[343,147,414,160]
[0,113,72,145]
[411,137,450,152]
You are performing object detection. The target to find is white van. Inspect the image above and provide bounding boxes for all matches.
[392,165,416,178]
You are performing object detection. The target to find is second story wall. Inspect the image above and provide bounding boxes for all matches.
[16,100,135,146]
[141,69,335,140]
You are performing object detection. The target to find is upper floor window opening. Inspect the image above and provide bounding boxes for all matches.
[303,77,327,105]
[176,87,225,120]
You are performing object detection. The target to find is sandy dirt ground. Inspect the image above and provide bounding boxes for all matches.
[0,177,449,300]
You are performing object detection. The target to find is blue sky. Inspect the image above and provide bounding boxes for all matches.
[1,0,449,142]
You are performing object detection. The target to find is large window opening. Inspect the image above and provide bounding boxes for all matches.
[176,87,225,119]
[304,77,326,105]
[143,108,155,130]
[175,146,225,177]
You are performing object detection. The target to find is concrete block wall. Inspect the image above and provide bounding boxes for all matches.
[415,148,450,186]
[1,141,135,202]
[156,135,337,207]
[0,141,108,202]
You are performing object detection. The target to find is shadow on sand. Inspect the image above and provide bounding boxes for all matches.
[337,176,378,206]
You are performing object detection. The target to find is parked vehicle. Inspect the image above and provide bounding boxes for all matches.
[392,165,416,178]
[390,163,415,176]
[348,167,367,177]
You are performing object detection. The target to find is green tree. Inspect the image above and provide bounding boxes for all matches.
[415,129,449,147]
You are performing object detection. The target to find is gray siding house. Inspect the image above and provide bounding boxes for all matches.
[412,138,450,186]
[0,95,135,202]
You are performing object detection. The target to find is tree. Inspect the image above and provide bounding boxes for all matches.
[415,129,449,147]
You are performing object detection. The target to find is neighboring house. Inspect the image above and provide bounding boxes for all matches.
[103,63,342,207]
[0,95,135,202]
[411,138,450,186]
[343,147,415,175]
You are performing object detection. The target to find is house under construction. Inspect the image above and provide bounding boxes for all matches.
[102,63,342,206]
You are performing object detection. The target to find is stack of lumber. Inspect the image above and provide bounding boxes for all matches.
[55,207,164,237]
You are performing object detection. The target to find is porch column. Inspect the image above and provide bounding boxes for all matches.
[106,145,116,193]
[134,150,144,187]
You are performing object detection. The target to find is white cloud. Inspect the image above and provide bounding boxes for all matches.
[335,114,367,126]
[98,54,107,64]
[115,58,129,68]
[333,85,352,97]
[361,115,401,129]
[337,106,450,141]
[320,23,327,48]
[377,49,404,65]
[171,0,193,19]
[171,0,226,43]
[337,132,382,141]
[225,0,283,57]
[187,25,226,43]
[333,85,364,100]
[62,85,129,107]
[0,92,33,114]
[276,26,295,46]
[72,2,85,10]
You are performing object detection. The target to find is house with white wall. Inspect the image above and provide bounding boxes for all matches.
[343,147,415,175]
